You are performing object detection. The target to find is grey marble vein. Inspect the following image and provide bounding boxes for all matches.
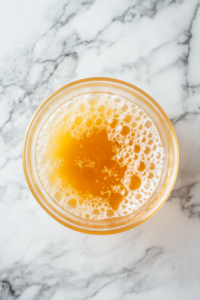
[0,0,200,299]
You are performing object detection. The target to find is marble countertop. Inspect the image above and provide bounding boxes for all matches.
[1,0,200,299]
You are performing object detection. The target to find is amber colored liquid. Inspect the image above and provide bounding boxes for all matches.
[50,127,141,211]
[36,93,164,220]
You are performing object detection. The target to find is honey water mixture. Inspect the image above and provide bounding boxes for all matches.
[36,93,164,220]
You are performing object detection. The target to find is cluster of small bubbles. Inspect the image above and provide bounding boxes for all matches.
[36,93,164,220]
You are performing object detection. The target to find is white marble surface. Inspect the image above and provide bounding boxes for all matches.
[0,0,200,299]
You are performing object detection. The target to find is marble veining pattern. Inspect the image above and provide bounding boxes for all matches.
[0,0,200,299]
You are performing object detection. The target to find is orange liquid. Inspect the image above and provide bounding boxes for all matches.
[36,93,164,220]
[50,127,141,212]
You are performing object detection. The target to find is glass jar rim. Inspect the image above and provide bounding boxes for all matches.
[22,77,179,234]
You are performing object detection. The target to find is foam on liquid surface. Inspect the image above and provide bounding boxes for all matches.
[36,93,164,220]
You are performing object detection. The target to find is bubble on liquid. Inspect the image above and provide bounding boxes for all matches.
[148,173,154,179]
[120,126,130,136]
[68,199,78,209]
[144,147,150,154]
[98,105,106,112]
[138,161,146,172]
[145,120,152,128]
[54,192,62,202]
[134,145,140,153]
[150,163,155,170]
[86,119,93,127]
[36,92,164,220]
[124,115,132,123]
[96,118,103,125]
[87,94,100,106]
[74,116,83,125]
[129,175,141,191]
[110,119,118,128]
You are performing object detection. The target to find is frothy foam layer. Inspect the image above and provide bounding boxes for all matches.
[36,93,164,220]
